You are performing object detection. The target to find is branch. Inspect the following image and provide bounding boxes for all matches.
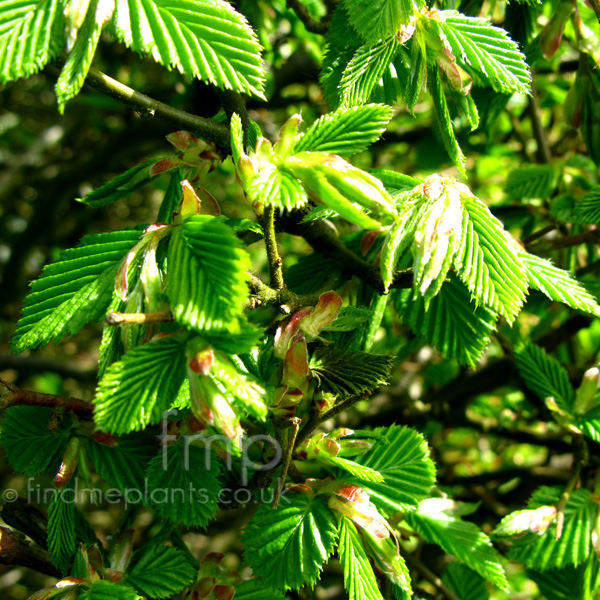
[0,527,60,578]
[0,377,93,416]
[286,0,330,34]
[527,229,600,252]
[51,66,231,151]
[260,205,285,290]
[216,88,250,149]
[105,310,174,326]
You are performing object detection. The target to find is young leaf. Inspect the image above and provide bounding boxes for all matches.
[323,306,373,332]
[406,498,508,589]
[94,335,187,434]
[369,169,422,195]
[167,216,251,333]
[438,11,531,95]
[343,0,421,44]
[12,229,142,353]
[234,579,288,600]
[0,0,64,84]
[396,275,497,368]
[78,160,157,208]
[338,516,385,600]
[242,491,338,590]
[442,563,490,600]
[505,165,558,201]
[455,196,528,323]
[353,425,436,513]
[48,483,77,573]
[514,343,574,413]
[86,580,141,600]
[340,37,398,107]
[111,0,265,98]
[295,104,393,157]
[245,165,308,211]
[125,545,197,599]
[505,487,595,570]
[0,407,73,476]
[309,347,395,399]
[144,442,221,527]
[527,563,596,600]
[573,187,600,225]
[55,0,106,112]
[519,251,600,316]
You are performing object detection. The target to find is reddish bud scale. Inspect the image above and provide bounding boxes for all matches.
[55,437,81,490]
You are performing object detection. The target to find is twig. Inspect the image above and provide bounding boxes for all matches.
[106,310,174,326]
[216,88,250,149]
[528,79,552,164]
[527,229,600,252]
[49,66,231,152]
[522,224,556,245]
[0,377,93,416]
[555,435,586,539]
[272,416,301,508]
[260,205,285,291]
[286,0,330,34]
[0,527,61,578]
[400,548,461,600]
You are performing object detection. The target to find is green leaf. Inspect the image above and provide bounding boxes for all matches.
[396,275,497,368]
[246,165,308,211]
[338,516,384,600]
[323,306,372,332]
[369,169,422,195]
[167,216,251,333]
[144,442,221,527]
[343,0,422,43]
[242,492,338,590]
[406,498,507,589]
[514,343,574,413]
[354,425,436,513]
[85,580,141,600]
[442,563,489,600]
[505,165,558,201]
[12,229,142,353]
[309,347,395,399]
[94,335,187,434]
[111,0,265,98]
[48,482,77,573]
[327,454,384,482]
[86,432,158,492]
[0,406,73,476]
[55,0,105,112]
[78,160,156,208]
[125,545,197,599]
[519,251,600,316]
[156,168,184,223]
[295,104,393,157]
[0,0,64,84]
[234,579,288,600]
[340,37,398,107]
[438,11,531,95]
[574,187,600,225]
[506,487,596,570]
[455,196,528,323]
[428,66,466,176]
[527,562,599,600]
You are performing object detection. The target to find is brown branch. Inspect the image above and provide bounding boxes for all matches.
[286,0,330,34]
[48,65,232,152]
[527,229,600,252]
[0,377,93,416]
[0,527,60,578]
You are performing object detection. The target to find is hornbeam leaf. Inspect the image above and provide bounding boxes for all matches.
[438,11,531,95]
[234,579,287,600]
[167,215,251,333]
[86,581,141,600]
[428,65,466,176]
[0,407,73,476]
[111,0,265,97]
[573,187,600,225]
[144,441,221,527]
[0,0,64,84]
[94,335,187,434]
[340,37,398,107]
[12,229,142,352]
[55,0,106,111]
[505,487,595,570]
[245,165,308,211]
[514,343,574,413]
[396,275,497,368]
[369,169,422,195]
[125,545,197,598]
[442,563,489,600]
[505,165,558,201]
[296,104,393,157]
[78,160,157,207]
[406,498,508,589]
[48,481,77,574]
[338,517,384,600]
[455,197,528,323]
[309,347,395,399]
[343,0,422,43]
[354,425,436,513]
[242,492,338,590]
[519,251,600,316]
[527,563,598,600]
